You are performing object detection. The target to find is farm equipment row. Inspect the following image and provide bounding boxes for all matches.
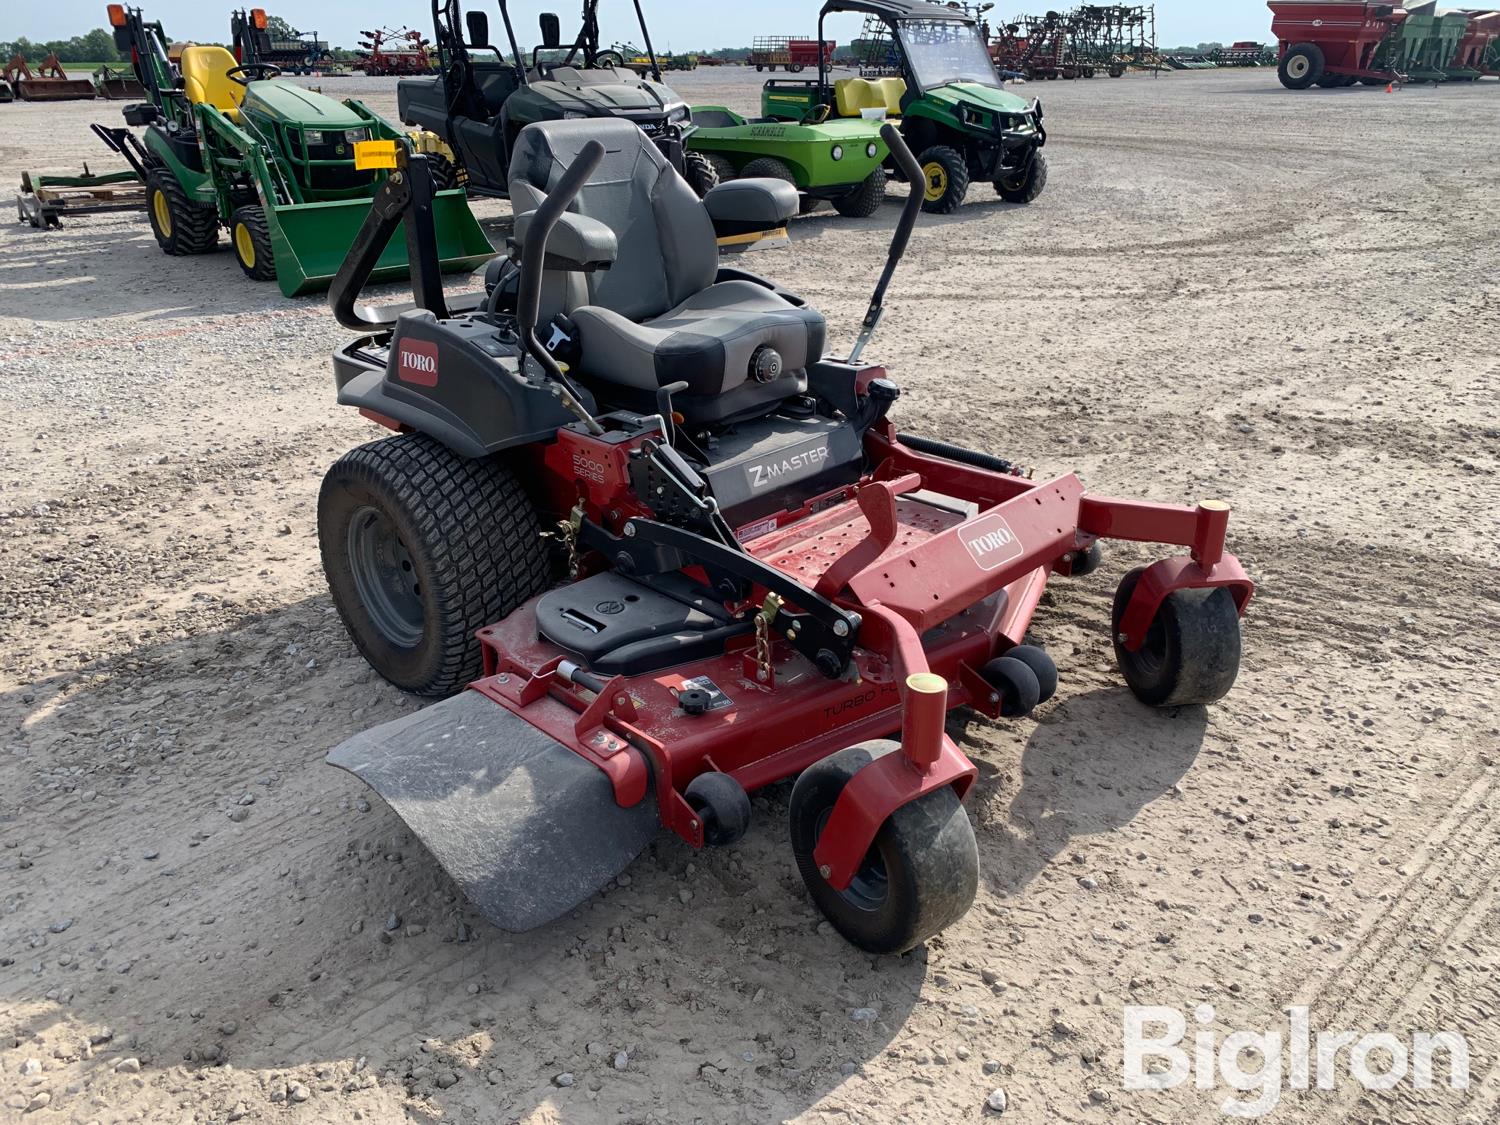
[989,5,1160,80]
[2,52,98,101]
[1270,1,1500,89]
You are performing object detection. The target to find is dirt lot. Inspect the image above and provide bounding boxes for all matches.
[2,67,1498,1124]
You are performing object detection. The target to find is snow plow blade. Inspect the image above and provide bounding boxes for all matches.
[327,690,658,931]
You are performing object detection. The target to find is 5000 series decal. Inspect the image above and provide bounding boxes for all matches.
[745,439,831,492]
[396,339,440,387]
[962,512,1025,571]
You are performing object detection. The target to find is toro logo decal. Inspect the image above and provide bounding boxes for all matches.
[962,513,1024,571]
[396,338,439,387]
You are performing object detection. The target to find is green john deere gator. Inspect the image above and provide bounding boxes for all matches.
[104,5,491,297]
[757,0,1047,215]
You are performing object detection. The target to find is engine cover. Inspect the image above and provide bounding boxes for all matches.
[700,415,863,527]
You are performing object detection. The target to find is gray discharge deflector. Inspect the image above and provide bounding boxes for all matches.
[327,690,659,931]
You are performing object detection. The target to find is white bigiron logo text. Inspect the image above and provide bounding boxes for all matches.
[961,513,1024,571]
[746,441,830,491]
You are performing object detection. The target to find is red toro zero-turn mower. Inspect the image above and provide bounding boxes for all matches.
[318,119,1254,953]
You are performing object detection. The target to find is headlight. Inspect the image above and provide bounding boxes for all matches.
[866,142,878,158]
[304,129,325,144]
[831,144,843,160]
[345,128,371,144]
[668,104,689,123]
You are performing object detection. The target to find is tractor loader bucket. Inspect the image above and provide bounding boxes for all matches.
[327,691,659,931]
[16,78,98,101]
[267,188,492,298]
[94,76,146,99]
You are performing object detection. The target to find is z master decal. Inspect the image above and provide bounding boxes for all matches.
[962,512,1025,571]
[745,439,831,492]
[396,338,439,387]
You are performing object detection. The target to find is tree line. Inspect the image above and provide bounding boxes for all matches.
[1,29,122,63]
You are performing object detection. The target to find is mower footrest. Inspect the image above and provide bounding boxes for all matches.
[328,690,658,931]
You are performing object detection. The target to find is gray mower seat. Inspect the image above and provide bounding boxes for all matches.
[508,119,824,424]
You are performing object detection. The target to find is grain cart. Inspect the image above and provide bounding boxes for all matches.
[103,4,490,296]
[314,120,1254,954]
[1396,2,1470,80]
[1269,1,1409,88]
[762,0,1047,214]
[1446,10,1500,78]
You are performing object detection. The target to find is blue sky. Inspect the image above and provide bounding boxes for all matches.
[13,1,1274,50]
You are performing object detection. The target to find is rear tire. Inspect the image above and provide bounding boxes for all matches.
[1111,568,1243,707]
[832,169,886,217]
[1278,43,1325,89]
[915,144,969,214]
[318,433,552,698]
[145,168,218,255]
[995,149,1048,204]
[230,205,276,281]
[682,150,720,198]
[704,153,737,183]
[740,156,796,185]
[790,742,978,954]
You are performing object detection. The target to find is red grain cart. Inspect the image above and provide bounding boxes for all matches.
[1451,9,1500,78]
[1268,1,1408,88]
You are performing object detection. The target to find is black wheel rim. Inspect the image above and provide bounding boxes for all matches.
[348,505,424,648]
[816,809,889,911]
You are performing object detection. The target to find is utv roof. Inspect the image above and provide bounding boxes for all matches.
[819,0,977,23]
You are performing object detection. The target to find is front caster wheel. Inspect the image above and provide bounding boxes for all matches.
[1062,541,1103,577]
[980,655,1041,717]
[685,771,750,847]
[790,742,978,955]
[1112,568,1242,707]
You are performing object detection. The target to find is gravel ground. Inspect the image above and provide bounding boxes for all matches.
[1,67,1498,1124]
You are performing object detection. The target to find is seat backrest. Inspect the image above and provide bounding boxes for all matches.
[834,76,906,118]
[180,45,243,114]
[508,119,717,324]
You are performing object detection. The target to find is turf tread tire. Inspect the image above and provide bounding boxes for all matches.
[146,168,218,255]
[319,433,552,698]
[230,205,276,281]
[791,742,978,954]
[832,169,886,217]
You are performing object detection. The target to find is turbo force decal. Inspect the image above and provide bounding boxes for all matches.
[396,338,439,387]
[745,438,831,492]
[962,512,1025,571]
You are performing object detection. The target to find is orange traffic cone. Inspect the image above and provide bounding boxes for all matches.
[1386,82,1394,92]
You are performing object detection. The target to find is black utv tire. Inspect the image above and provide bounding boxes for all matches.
[229,205,276,281]
[740,156,796,184]
[791,741,978,955]
[428,152,462,191]
[915,144,969,214]
[995,150,1048,204]
[1111,567,1243,707]
[145,168,218,255]
[704,153,737,184]
[682,150,720,198]
[319,433,552,698]
[1278,43,1325,89]
[832,169,886,217]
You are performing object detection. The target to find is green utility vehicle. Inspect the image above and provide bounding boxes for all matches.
[103,5,490,296]
[759,0,1048,214]
[686,108,890,217]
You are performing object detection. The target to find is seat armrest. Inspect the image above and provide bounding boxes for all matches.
[512,209,617,272]
[713,265,806,307]
[702,179,798,234]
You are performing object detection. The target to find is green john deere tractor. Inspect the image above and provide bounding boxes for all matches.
[103,5,491,296]
[759,0,1047,214]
